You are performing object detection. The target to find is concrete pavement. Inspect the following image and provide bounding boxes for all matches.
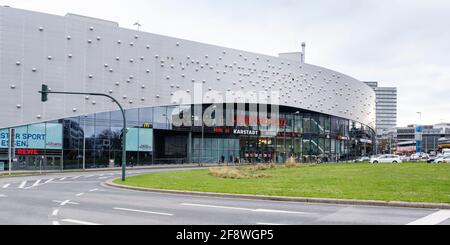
[0,168,449,225]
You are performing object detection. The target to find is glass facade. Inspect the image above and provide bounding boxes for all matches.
[0,104,375,170]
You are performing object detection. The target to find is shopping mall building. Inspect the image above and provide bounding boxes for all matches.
[0,7,376,171]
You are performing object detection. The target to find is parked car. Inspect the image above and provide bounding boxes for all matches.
[370,155,403,164]
[410,153,429,161]
[443,149,450,157]
[428,154,442,163]
[434,155,450,163]
[354,157,370,163]
[400,155,411,162]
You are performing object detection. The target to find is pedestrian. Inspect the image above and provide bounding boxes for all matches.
[235,157,241,166]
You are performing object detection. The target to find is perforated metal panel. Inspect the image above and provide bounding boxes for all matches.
[0,7,376,129]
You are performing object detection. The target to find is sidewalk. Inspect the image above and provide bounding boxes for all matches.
[0,163,221,178]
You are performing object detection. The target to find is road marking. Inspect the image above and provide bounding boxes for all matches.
[18,181,27,189]
[99,177,109,180]
[89,188,99,192]
[408,210,450,225]
[0,194,7,198]
[59,177,67,181]
[2,184,10,189]
[50,181,99,184]
[53,200,79,206]
[32,179,42,187]
[24,179,43,189]
[72,176,80,180]
[61,219,101,226]
[52,221,60,225]
[254,209,313,215]
[85,175,95,178]
[181,203,253,211]
[45,179,54,184]
[181,203,313,215]
[76,193,85,197]
[98,174,104,177]
[52,209,60,216]
[257,223,288,226]
[113,207,174,216]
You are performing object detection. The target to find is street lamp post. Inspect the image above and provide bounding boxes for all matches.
[39,85,128,181]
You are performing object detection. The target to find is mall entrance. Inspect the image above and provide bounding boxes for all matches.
[240,136,276,164]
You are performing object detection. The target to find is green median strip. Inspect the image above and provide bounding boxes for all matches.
[113,162,450,204]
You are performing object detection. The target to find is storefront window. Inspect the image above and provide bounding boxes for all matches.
[311,114,320,134]
[303,115,311,134]
[294,114,302,134]
[139,107,153,125]
[154,107,169,129]
[285,114,294,133]
[126,109,139,128]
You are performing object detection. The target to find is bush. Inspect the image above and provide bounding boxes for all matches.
[209,167,270,179]
[285,157,299,168]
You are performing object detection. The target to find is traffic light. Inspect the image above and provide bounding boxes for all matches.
[41,84,48,102]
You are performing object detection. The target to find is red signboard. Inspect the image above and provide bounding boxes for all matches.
[233,116,287,127]
[17,149,39,155]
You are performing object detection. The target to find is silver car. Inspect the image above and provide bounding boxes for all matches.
[370,155,403,164]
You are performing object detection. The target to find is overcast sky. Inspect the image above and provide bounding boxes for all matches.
[2,0,450,127]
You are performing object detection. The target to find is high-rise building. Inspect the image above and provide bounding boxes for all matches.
[365,82,398,136]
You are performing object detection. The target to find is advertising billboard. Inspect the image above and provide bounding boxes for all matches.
[126,128,153,152]
[0,123,63,150]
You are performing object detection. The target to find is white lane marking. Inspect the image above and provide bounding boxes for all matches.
[32,179,42,187]
[18,181,27,189]
[0,194,7,197]
[24,179,43,189]
[89,188,99,192]
[99,177,109,180]
[181,203,253,211]
[52,221,60,225]
[181,203,313,215]
[53,200,79,206]
[52,209,60,216]
[49,181,99,184]
[408,210,450,225]
[255,209,313,215]
[72,176,80,180]
[113,207,174,216]
[61,219,101,226]
[257,223,288,226]
[85,175,95,178]
[98,174,104,177]
[59,177,67,181]
[76,193,85,197]
[45,179,54,184]
[2,184,10,189]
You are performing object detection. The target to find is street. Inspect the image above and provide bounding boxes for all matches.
[1,169,449,225]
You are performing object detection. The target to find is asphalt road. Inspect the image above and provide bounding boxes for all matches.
[1,168,449,225]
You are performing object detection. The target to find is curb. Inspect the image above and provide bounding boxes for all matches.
[106,179,450,210]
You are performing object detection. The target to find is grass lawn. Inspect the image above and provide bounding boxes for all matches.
[115,163,450,204]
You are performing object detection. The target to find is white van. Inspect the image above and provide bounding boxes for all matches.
[443,149,450,156]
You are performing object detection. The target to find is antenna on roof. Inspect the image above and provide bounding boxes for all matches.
[301,42,306,63]
[133,21,141,31]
